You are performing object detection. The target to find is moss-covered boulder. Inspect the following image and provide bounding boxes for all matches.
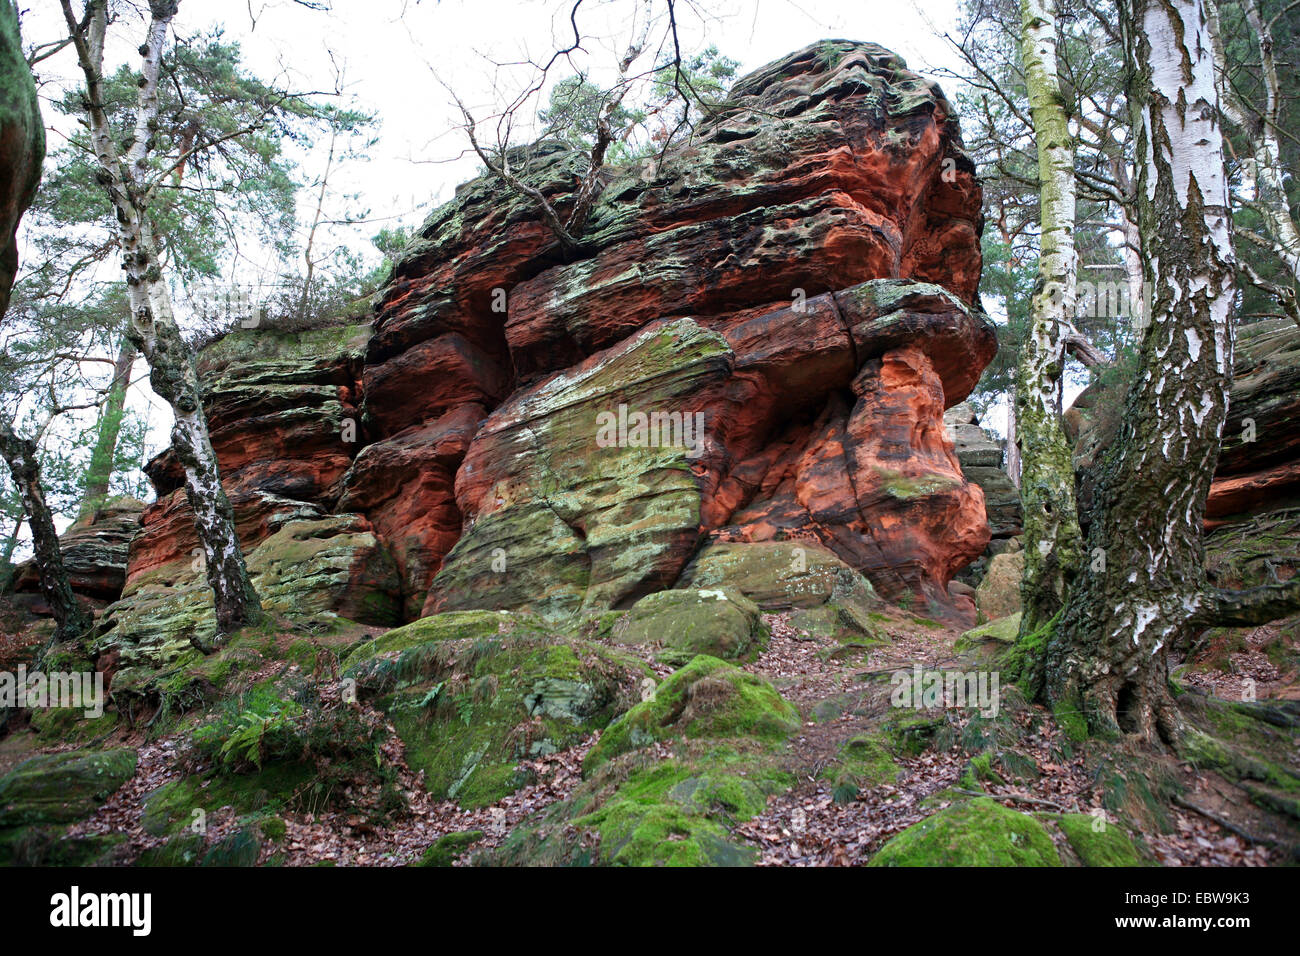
[677,541,876,611]
[619,588,767,664]
[974,550,1023,621]
[98,513,402,670]
[1054,813,1147,866]
[342,609,547,670]
[955,612,1022,652]
[416,830,485,866]
[819,733,902,800]
[140,764,316,838]
[868,797,1061,867]
[428,318,733,621]
[0,747,137,866]
[586,655,799,770]
[0,747,137,829]
[490,747,793,867]
[346,621,652,807]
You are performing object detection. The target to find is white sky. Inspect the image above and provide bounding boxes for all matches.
[17,0,1016,541]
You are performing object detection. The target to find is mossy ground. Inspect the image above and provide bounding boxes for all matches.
[584,654,800,770]
[868,797,1061,866]
[347,616,653,807]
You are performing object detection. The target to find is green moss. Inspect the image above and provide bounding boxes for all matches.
[620,588,767,664]
[1055,813,1147,866]
[141,763,315,836]
[956,612,1021,652]
[343,610,545,672]
[0,825,126,866]
[28,707,120,745]
[883,711,949,757]
[1097,760,1176,834]
[676,540,876,610]
[869,798,1062,867]
[1181,727,1300,793]
[0,748,138,829]
[260,816,288,842]
[1052,702,1089,745]
[585,655,799,770]
[134,831,206,867]
[576,800,753,867]
[570,753,783,867]
[868,466,962,501]
[416,830,486,866]
[819,734,901,798]
[998,610,1058,698]
[363,634,649,808]
[959,752,1006,791]
[201,827,262,866]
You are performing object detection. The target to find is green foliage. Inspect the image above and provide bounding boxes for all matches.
[537,45,738,163]
[188,680,402,817]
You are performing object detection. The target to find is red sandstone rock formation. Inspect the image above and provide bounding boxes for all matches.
[104,40,1001,656]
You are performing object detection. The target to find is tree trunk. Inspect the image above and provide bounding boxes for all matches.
[0,421,90,640]
[1015,0,1085,636]
[0,511,24,592]
[1045,0,1237,744]
[1005,384,1020,487]
[1216,0,1300,280]
[78,336,135,516]
[61,0,262,638]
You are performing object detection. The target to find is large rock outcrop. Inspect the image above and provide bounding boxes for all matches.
[102,40,1000,663]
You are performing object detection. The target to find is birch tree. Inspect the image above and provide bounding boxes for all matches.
[1044,0,1300,743]
[1211,0,1300,327]
[1015,0,1085,636]
[0,0,88,640]
[0,420,90,639]
[59,0,261,636]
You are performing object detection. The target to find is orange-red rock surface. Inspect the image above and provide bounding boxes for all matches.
[108,40,1003,652]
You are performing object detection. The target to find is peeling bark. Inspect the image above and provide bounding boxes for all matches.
[0,421,90,640]
[1046,0,1238,744]
[1015,0,1085,635]
[60,0,261,637]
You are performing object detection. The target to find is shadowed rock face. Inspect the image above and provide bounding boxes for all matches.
[104,40,999,661]
[1066,318,1300,529]
[14,500,144,604]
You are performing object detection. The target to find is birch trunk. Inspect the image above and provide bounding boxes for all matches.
[0,512,22,591]
[1045,0,1238,743]
[0,422,90,640]
[1015,0,1084,636]
[1214,0,1300,280]
[61,0,261,637]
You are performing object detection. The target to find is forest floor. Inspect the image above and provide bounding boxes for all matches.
[8,600,1285,867]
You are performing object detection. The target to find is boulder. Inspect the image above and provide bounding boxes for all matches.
[619,588,768,663]
[974,550,1024,621]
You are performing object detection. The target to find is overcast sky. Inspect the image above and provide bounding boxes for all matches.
[24,0,970,254]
